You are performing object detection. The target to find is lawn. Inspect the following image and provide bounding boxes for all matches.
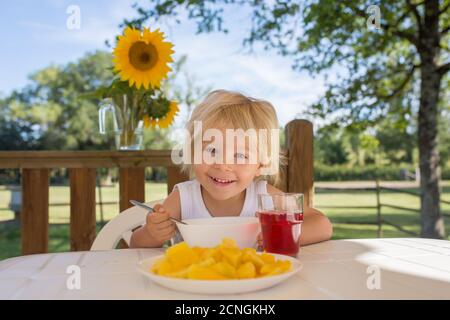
[1,181,449,260]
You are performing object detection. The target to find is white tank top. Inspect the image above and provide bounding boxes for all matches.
[173,179,269,219]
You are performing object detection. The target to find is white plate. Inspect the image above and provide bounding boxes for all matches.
[137,254,302,295]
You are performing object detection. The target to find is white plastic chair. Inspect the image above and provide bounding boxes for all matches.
[90,199,162,251]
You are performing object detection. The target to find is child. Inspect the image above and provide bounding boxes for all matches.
[130,90,332,248]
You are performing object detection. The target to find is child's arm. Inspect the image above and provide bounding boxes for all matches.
[266,184,333,246]
[129,189,182,248]
[299,206,333,246]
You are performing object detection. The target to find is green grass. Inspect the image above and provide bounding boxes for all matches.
[1,181,449,261]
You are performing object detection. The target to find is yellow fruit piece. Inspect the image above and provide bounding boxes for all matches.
[278,260,292,272]
[221,238,238,249]
[220,247,242,267]
[166,267,190,278]
[242,248,257,255]
[237,262,256,279]
[201,248,222,262]
[151,257,165,273]
[197,257,216,268]
[261,253,276,264]
[242,250,265,272]
[260,263,281,276]
[157,260,175,276]
[187,265,227,280]
[166,242,199,269]
[259,260,292,276]
[211,261,237,279]
[192,247,206,257]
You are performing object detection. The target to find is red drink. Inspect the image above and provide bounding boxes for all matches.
[258,210,303,256]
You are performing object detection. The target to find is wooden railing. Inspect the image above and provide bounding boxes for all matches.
[0,119,313,255]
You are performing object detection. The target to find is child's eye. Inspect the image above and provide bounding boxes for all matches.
[235,153,248,159]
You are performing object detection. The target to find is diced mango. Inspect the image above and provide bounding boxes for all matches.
[242,251,265,272]
[242,248,257,255]
[260,263,281,276]
[192,247,206,257]
[201,248,222,262]
[157,260,176,275]
[211,261,237,279]
[167,267,190,278]
[196,257,216,268]
[278,260,292,272]
[260,260,291,276]
[261,253,276,264]
[150,238,294,280]
[220,247,242,267]
[166,242,199,269]
[151,257,165,273]
[221,238,238,249]
[237,262,256,279]
[187,265,227,280]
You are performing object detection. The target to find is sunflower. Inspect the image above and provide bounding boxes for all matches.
[144,101,179,129]
[113,27,174,89]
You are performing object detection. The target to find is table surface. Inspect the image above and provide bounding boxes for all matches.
[1,238,450,299]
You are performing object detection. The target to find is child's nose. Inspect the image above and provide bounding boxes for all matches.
[213,162,233,171]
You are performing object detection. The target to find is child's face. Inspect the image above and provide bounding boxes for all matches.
[193,126,262,201]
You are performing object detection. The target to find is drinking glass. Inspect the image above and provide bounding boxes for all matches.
[257,193,304,256]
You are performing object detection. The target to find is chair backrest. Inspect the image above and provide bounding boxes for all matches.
[90,200,162,251]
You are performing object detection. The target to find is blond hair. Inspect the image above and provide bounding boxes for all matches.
[180,89,286,186]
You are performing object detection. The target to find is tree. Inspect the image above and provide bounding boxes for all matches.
[123,0,450,238]
[376,113,416,165]
[315,127,349,165]
[2,51,116,150]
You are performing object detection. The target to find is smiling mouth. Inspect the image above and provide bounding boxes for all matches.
[208,175,236,185]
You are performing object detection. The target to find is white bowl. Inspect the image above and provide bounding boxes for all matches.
[138,253,302,295]
[175,217,260,248]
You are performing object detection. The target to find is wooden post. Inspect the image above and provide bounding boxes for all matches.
[375,179,382,238]
[274,160,288,193]
[285,120,314,207]
[167,166,190,195]
[96,174,105,225]
[70,168,97,251]
[119,167,146,212]
[21,169,49,255]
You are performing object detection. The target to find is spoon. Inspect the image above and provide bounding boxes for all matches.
[129,200,188,225]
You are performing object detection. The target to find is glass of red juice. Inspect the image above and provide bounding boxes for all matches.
[257,193,304,257]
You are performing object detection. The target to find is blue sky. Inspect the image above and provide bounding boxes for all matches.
[0,0,327,126]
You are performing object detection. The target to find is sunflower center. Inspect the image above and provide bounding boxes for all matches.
[128,41,158,71]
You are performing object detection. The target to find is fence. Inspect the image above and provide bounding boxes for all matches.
[315,180,450,238]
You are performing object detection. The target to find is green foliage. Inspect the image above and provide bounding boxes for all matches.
[1,51,116,150]
[314,127,349,165]
[314,163,412,181]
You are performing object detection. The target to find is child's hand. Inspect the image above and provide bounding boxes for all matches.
[144,204,176,244]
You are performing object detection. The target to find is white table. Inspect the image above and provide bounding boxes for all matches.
[1,238,450,299]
